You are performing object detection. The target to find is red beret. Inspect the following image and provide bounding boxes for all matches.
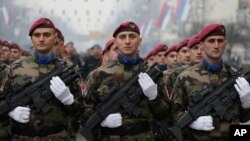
[10,43,22,51]
[199,23,226,41]
[176,38,189,52]
[151,44,168,56]
[55,28,64,42]
[2,40,10,48]
[22,50,32,56]
[165,45,177,56]
[144,50,154,60]
[188,34,200,48]
[102,39,114,55]
[113,21,140,37]
[29,17,55,36]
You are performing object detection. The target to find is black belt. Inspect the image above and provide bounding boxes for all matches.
[101,122,151,136]
[12,125,66,137]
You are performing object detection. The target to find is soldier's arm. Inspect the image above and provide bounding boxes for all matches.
[0,65,11,98]
[81,70,99,120]
[56,62,84,116]
[148,78,170,120]
[63,77,83,116]
[171,75,187,123]
[166,72,174,93]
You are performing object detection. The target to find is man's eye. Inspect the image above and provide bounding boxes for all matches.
[33,33,41,37]
[208,39,215,43]
[118,35,126,39]
[44,33,51,37]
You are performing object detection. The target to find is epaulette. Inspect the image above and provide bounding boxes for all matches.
[106,60,119,68]
[19,56,34,63]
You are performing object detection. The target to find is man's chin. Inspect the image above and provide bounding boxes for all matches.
[122,52,136,57]
[211,56,222,60]
[36,49,51,55]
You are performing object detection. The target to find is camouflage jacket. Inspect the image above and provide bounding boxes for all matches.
[0,62,10,139]
[172,62,250,140]
[164,65,190,101]
[3,56,83,134]
[0,62,9,97]
[84,59,169,137]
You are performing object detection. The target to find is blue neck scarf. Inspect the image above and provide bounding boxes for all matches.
[202,59,223,72]
[118,53,139,65]
[34,51,54,64]
[157,64,167,71]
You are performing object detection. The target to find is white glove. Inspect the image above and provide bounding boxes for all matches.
[189,115,214,131]
[138,72,158,100]
[8,106,30,123]
[100,113,122,128]
[234,77,250,109]
[50,76,74,105]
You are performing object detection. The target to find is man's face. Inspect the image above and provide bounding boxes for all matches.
[31,28,57,56]
[201,35,226,61]
[166,51,177,68]
[114,31,142,57]
[0,46,10,61]
[64,45,74,55]
[54,38,64,58]
[9,48,22,62]
[91,46,102,59]
[62,50,70,61]
[146,56,155,66]
[177,46,191,65]
[107,44,118,60]
[154,51,167,66]
[190,44,204,64]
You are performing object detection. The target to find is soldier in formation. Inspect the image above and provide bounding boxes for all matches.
[84,21,170,141]
[172,23,250,141]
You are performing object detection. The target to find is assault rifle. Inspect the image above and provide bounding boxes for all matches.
[80,63,163,141]
[168,70,250,141]
[0,62,82,117]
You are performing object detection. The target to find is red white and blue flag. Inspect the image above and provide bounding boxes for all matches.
[156,1,173,30]
[175,0,192,21]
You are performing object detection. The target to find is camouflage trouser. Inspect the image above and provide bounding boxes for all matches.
[99,130,155,141]
[11,130,75,141]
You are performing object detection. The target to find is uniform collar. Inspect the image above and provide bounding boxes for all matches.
[118,53,140,65]
[34,50,55,64]
[202,59,223,72]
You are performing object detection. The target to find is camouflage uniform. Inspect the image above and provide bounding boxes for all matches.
[172,62,250,141]
[3,56,82,141]
[0,62,9,96]
[164,65,190,101]
[84,58,169,141]
[0,62,10,140]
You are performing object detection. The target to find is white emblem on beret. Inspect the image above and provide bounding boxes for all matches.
[130,23,135,29]
[45,19,50,25]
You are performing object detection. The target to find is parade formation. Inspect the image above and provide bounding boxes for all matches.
[1,1,250,141]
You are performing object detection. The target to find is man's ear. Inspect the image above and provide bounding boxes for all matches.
[138,37,142,49]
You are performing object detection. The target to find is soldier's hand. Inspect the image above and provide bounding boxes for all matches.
[234,77,250,108]
[8,106,30,123]
[50,76,74,105]
[138,72,158,100]
[100,113,122,128]
[189,115,214,131]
